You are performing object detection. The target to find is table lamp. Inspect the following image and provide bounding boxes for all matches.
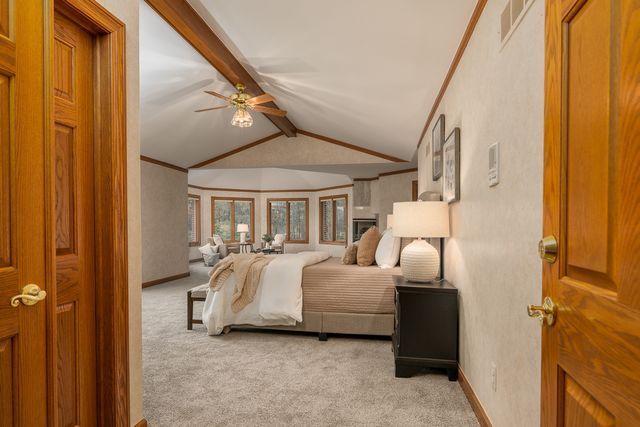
[237,223,249,244]
[392,201,449,282]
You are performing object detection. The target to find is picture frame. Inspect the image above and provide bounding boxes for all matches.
[442,127,460,203]
[431,114,445,181]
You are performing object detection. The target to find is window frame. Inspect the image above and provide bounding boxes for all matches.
[318,194,349,246]
[188,194,201,247]
[266,198,310,244]
[211,196,255,243]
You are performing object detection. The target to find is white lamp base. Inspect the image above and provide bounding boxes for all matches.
[400,239,440,282]
[240,233,247,244]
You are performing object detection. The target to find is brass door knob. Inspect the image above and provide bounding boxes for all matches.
[10,284,47,307]
[527,297,557,326]
[538,235,558,263]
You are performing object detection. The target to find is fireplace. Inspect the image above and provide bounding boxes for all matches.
[353,217,378,242]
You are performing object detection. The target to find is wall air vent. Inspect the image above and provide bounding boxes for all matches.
[500,0,536,47]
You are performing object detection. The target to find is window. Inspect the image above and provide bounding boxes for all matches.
[267,198,309,243]
[319,194,348,245]
[211,197,255,242]
[187,194,201,247]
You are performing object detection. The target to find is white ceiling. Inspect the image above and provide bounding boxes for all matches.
[140,0,477,171]
[140,1,278,168]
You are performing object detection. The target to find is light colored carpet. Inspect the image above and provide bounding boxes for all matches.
[142,262,479,426]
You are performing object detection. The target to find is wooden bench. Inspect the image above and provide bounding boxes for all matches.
[187,284,209,330]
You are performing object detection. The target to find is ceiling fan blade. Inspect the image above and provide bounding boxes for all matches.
[246,93,275,105]
[251,105,287,117]
[194,105,229,112]
[204,90,230,101]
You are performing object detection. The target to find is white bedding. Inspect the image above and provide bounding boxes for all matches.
[202,251,330,335]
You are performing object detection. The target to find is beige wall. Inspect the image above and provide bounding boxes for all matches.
[352,171,417,230]
[417,1,544,426]
[141,161,189,282]
[188,186,354,258]
[93,0,142,424]
[377,172,417,230]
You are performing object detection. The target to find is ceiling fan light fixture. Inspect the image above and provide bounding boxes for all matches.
[231,108,253,128]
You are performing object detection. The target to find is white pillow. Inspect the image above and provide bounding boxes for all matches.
[212,235,224,246]
[198,243,215,256]
[375,228,401,269]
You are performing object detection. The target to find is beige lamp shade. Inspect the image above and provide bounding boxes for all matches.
[387,214,394,229]
[392,201,450,238]
[236,223,249,233]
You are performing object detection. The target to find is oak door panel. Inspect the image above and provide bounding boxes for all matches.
[0,74,9,268]
[54,10,97,426]
[55,123,76,255]
[0,0,48,425]
[543,0,640,424]
[0,337,15,427]
[57,302,78,427]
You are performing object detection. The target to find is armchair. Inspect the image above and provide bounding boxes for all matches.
[208,235,240,258]
[271,234,286,254]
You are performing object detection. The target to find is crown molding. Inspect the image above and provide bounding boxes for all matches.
[353,167,418,181]
[140,155,188,173]
[417,0,488,148]
[379,167,418,177]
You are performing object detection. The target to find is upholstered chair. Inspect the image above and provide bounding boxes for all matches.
[272,234,286,253]
[208,234,240,258]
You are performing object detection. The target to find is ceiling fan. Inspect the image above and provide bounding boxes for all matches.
[195,83,287,128]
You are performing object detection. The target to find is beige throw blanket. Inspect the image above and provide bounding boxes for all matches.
[208,253,273,313]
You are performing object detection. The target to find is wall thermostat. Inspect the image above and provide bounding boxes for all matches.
[488,143,499,187]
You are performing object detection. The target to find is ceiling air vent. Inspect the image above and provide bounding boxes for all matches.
[501,0,536,46]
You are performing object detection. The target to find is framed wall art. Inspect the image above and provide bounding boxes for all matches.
[442,127,460,203]
[431,114,445,181]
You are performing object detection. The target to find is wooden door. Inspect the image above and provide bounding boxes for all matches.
[0,0,49,425]
[53,10,97,426]
[542,0,640,425]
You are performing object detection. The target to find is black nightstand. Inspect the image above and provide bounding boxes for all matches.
[392,275,459,381]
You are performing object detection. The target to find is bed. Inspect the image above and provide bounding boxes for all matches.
[192,253,401,338]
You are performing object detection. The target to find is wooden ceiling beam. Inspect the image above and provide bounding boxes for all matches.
[144,0,297,137]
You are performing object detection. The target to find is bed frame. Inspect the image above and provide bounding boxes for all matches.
[187,289,393,340]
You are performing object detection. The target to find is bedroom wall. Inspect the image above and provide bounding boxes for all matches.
[141,161,189,283]
[377,171,417,230]
[352,171,417,231]
[94,0,143,424]
[188,186,354,258]
[417,1,544,426]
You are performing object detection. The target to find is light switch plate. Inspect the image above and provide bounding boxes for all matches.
[489,143,500,187]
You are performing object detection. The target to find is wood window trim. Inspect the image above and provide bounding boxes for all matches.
[211,196,255,243]
[266,198,310,244]
[318,194,349,246]
[47,1,130,425]
[188,194,201,247]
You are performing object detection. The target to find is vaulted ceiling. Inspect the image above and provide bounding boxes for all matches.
[140,0,478,174]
